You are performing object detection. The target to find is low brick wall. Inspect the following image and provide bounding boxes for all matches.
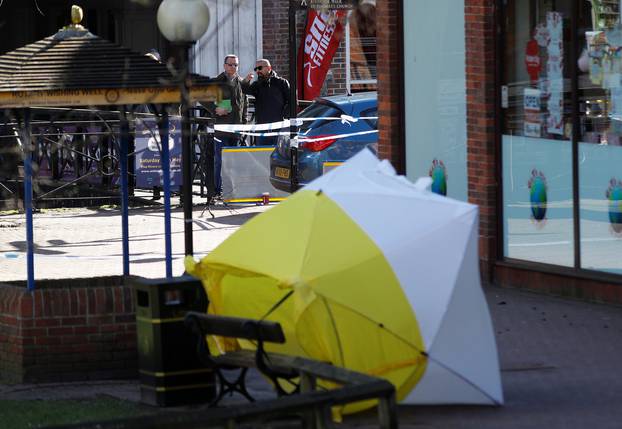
[0,276,137,383]
[495,264,622,305]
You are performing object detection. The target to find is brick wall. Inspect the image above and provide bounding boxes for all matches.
[262,0,358,98]
[262,0,291,79]
[323,44,348,96]
[495,265,622,304]
[0,277,136,383]
[464,0,498,283]
[376,0,404,173]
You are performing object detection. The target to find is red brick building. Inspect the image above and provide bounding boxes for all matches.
[262,0,376,97]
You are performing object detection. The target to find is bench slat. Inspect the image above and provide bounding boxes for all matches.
[185,311,286,343]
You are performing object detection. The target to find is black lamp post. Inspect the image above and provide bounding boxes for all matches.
[157,0,210,256]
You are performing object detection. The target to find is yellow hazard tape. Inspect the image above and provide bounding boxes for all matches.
[135,316,184,324]
[141,383,215,392]
[224,198,286,203]
[222,147,275,153]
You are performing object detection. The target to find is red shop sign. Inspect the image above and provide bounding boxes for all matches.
[525,39,541,82]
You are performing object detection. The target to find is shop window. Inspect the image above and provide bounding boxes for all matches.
[346,2,377,93]
[501,0,574,267]
[578,0,622,274]
[501,0,622,274]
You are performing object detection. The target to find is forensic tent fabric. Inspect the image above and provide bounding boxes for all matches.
[187,149,503,410]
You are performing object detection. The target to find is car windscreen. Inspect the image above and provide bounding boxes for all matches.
[298,103,342,132]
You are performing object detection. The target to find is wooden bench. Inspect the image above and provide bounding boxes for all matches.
[182,311,398,428]
[47,313,398,429]
[183,311,298,404]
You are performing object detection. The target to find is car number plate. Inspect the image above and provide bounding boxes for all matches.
[275,167,290,179]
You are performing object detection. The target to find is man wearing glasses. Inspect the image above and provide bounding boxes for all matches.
[201,54,247,197]
[243,59,290,146]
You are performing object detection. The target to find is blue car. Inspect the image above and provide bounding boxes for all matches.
[269,92,377,192]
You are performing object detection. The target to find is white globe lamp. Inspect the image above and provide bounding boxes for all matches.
[157,0,210,43]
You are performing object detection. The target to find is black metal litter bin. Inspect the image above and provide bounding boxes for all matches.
[131,275,216,406]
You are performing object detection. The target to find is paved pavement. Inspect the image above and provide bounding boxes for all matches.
[0,199,272,281]
[2,201,622,428]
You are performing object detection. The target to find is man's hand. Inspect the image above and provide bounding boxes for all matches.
[215,107,229,116]
[244,72,254,82]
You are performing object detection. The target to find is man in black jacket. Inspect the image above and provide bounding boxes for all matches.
[243,59,290,146]
[202,54,247,196]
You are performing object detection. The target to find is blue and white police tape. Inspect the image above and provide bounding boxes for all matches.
[212,114,378,138]
[214,129,377,143]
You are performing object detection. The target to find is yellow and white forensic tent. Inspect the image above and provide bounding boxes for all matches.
[187,149,503,408]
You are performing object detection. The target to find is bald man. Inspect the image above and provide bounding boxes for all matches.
[243,59,290,145]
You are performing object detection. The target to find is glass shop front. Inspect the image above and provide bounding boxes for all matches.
[501,0,622,276]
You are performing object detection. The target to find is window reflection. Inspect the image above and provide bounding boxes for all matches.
[348,2,377,93]
[579,1,622,145]
[502,1,573,140]
[501,0,622,273]
[578,0,622,274]
[502,0,574,267]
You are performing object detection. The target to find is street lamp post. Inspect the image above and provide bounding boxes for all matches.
[288,2,299,193]
[156,0,210,256]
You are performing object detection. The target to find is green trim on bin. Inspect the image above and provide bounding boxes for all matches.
[139,368,214,377]
[141,383,215,392]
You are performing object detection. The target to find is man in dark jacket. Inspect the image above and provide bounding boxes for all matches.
[243,59,290,145]
[201,54,246,196]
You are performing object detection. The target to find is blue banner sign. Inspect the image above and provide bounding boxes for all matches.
[134,118,182,190]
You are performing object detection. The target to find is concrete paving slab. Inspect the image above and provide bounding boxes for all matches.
[0,202,272,281]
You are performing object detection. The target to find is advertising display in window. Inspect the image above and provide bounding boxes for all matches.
[402,0,468,202]
[502,1,574,267]
[578,0,622,274]
[502,0,622,274]
[503,5,571,140]
[345,1,377,93]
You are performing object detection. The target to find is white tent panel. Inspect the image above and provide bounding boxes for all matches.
[381,207,477,347]
[416,223,503,404]
[403,360,497,405]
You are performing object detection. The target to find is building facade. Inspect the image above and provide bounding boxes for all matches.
[262,0,377,97]
[378,0,622,304]
[0,0,263,82]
